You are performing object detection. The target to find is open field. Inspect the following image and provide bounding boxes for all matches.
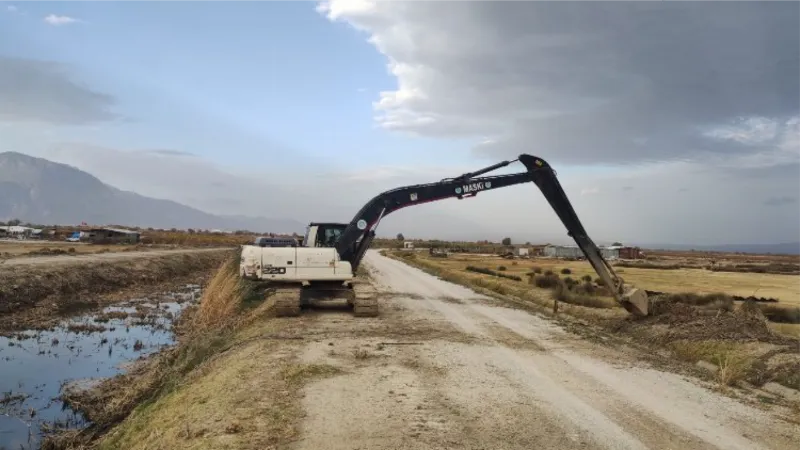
[0,246,228,267]
[645,249,800,264]
[0,239,142,258]
[1,228,276,258]
[138,229,266,246]
[44,250,799,450]
[417,252,800,306]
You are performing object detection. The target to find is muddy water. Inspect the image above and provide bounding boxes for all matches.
[0,285,202,449]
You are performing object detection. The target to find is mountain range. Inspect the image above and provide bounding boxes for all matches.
[0,151,304,233]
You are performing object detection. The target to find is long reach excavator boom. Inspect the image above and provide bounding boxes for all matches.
[333,154,649,317]
[239,154,649,318]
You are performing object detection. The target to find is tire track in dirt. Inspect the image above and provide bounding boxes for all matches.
[290,251,798,450]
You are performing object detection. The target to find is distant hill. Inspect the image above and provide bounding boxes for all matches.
[0,151,304,233]
[640,242,800,256]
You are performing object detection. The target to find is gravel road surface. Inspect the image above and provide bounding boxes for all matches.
[293,250,798,450]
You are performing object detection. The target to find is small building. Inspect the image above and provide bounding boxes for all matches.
[600,246,620,260]
[527,245,547,256]
[0,225,40,239]
[543,244,583,259]
[403,241,415,249]
[618,246,642,259]
[86,227,141,244]
[514,247,530,257]
[543,244,621,260]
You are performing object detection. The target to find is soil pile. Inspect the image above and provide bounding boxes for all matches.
[648,300,779,343]
[615,296,795,346]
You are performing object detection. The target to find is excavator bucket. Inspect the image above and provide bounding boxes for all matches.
[621,288,649,317]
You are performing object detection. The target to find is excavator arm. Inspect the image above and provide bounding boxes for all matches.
[334,154,649,316]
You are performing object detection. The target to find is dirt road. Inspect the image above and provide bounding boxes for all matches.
[293,250,798,450]
[0,247,230,267]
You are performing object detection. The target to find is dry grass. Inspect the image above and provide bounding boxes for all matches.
[188,251,249,333]
[669,340,757,386]
[769,322,800,338]
[94,338,307,450]
[139,230,257,247]
[387,251,621,318]
[280,363,343,384]
[0,240,131,257]
[403,252,800,306]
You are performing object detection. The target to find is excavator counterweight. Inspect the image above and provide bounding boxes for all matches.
[239,154,650,317]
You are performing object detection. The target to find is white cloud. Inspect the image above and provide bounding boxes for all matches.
[703,116,799,169]
[44,14,79,26]
[7,5,18,12]
[319,1,798,167]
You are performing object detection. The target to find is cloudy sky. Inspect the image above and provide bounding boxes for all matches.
[1,1,797,246]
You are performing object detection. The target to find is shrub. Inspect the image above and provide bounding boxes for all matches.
[595,277,606,286]
[662,292,733,307]
[554,284,611,309]
[497,265,507,271]
[759,305,800,324]
[465,265,522,282]
[544,269,555,277]
[560,268,572,275]
[581,274,592,283]
[573,282,596,295]
[531,266,543,274]
[533,274,562,289]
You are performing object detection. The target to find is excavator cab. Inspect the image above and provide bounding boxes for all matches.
[302,222,348,248]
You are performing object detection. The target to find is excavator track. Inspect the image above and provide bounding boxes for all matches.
[269,287,302,317]
[351,281,379,317]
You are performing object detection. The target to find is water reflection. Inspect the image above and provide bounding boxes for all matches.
[0,285,201,449]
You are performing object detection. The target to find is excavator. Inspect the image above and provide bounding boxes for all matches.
[239,154,650,318]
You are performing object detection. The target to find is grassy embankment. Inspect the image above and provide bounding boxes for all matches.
[42,250,347,450]
[383,250,800,392]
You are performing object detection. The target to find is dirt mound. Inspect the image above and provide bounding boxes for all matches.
[621,298,792,345]
[656,302,777,342]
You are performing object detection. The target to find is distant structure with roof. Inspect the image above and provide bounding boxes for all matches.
[86,227,141,244]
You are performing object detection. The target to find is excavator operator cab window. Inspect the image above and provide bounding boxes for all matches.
[309,224,346,248]
[316,225,343,247]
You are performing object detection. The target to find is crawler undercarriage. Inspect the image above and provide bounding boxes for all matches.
[266,280,379,318]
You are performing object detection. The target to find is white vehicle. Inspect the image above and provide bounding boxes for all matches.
[240,222,371,316]
[240,154,649,319]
